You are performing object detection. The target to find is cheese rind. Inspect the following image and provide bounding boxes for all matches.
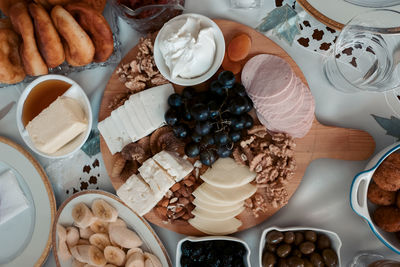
[188,216,242,235]
[26,96,87,154]
[153,151,193,182]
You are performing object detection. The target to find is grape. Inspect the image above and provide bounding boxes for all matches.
[191,103,209,121]
[164,108,179,126]
[196,91,209,103]
[231,83,247,97]
[217,145,233,158]
[182,87,196,99]
[191,132,202,143]
[208,100,220,119]
[229,131,241,143]
[243,96,253,113]
[242,114,254,129]
[185,142,200,157]
[200,134,215,147]
[182,106,192,121]
[210,80,225,96]
[195,121,212,136]
[218,71,236,88]
[168,93,183,108]
[200,149,217,166]
[231,116,245,131]
[172,123,189,138]
[215,131,230,145]
[229,96,247,115]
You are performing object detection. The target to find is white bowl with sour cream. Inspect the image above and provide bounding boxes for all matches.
[154,13,225,86]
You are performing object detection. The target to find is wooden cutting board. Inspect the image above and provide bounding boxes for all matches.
[99,19,375,236]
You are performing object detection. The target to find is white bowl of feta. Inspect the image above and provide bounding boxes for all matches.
[154,13,225,86]
[16,75,92,159]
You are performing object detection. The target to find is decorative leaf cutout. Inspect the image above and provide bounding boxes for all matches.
[372,114,400,139]
[257,4,301,45]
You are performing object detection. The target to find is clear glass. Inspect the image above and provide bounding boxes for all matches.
[344,0,400,8]
[323,9,400,93]
[350,252,400,267]
[230,0,261,9]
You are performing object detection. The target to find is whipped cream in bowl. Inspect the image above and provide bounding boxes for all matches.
[154,13,225,86]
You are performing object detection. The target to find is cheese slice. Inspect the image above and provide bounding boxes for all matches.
[98,119,119,155]
[116,174,160,216]
[115,106,139,141]
[200,158,256,188]
[110,111,131,146]
[193,197,244,212]
[192,188,243,207]
[195,182,257,204]
[138,158,175,198]
[153,151,193,182]
[124,101,146,137]
[189,216,242,235]
[191,206,245,221]
[138,84,174,129]
[26,96,87,154]
[128,94,154,136]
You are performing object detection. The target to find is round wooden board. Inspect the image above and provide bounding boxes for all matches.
[99,19,375,236]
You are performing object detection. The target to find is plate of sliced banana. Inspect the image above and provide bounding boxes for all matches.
[52,190,172,267]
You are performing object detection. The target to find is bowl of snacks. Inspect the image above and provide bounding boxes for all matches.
[53,190,172,267]
[16,74,92,159]
[260,226,342,267]
[111,0,185,33]
[176,236,251,267]
[154,13,226,86]
[350,142,400,254]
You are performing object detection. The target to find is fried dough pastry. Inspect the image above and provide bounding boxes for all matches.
[373,206,400,232]
[29,3,65,68]
[368,182,397,206]
[9,2,48,76]
[0,29,26,84]
[0,18,12,29]
[0,0,25,16]
[78,0,107,13]
[51,5,95,66]
[65,3,113,62]
[373,153,400,191]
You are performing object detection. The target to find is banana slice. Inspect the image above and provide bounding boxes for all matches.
[57,224,71,261]
[72,203,95,228]
[89,233,111,251]
[70,245,106,266]
[126,248,143,259]
[91,199,118,222]
[66,226,80,248]
[126,251,144,267]
[72,258,85,267]
[104,265,117,267]
[57,224,67,241]
[104,246,126,266]
[108,218,126,231]
[144,253,162,267]
[109,226,143,249]
[90,219,109,234]
[77,239,90,245]
[80,227,95,239]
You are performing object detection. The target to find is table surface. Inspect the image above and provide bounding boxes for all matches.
[0,0,399,266]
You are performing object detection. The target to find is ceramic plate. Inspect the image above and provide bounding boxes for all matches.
[298,0,400,29]
[0,136,56,267]
[53,190,172,267]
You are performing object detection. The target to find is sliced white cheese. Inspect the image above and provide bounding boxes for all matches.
[98,117,127,155]
[138,84,174,129]
[189,216,242,235]
[193,197,244,212]
[115,106,139,141]
[116,174,160,216]
[138,158,175,198]
[200,158,256,188]
[153,151,193,182]
[125,99,147,137]
[110,110,131,146]
[128,94,154,136]
[195,182,257,204]
[191,206,245,221]
[192,188,243,207]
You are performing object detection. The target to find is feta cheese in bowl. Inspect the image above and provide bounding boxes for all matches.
[154,13,225,86]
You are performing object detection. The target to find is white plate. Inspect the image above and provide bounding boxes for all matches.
[0,136,56,266]
[53,190,172,267]
[298,0,400,29]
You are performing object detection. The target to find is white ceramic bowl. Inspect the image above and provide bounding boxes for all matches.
[53,190,172,267]
[154,13,225,86]
[259,226,342,266]
[16,75,92,159]
[350,142,400,254]
[176,236,251,267]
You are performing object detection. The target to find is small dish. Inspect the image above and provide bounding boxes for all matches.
[176,236,251,267]
[53,190,172,267]
[16,74,92,159]
[259,226,342,266]
[154,13,225,86]
[350,142,400,254]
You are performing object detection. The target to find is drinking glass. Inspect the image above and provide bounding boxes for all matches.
[350,252,400,266]
[344,0,400,8]
[323,9,400,93]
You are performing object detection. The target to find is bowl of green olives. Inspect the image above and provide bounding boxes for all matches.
[260,227,342,267]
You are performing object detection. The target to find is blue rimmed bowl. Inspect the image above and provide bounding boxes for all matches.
[350,142,400,254]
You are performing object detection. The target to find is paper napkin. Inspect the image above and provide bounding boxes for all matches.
[0,170,29,226]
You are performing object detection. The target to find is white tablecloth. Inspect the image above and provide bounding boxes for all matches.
[0,0,399,266]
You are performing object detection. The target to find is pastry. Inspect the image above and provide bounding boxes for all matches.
[373,206,400,232]
[65,3,113,62]
[28,3,65,68]
[373,153,400,191]
[9,2,48,76]
[51,5,95,66]
[0,18,12,29]
[367,182,397,206]
[0,0,25,16]
[0,28,26,84]
[79,0,107,13]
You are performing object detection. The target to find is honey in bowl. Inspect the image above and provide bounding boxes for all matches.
[22,79,71,127]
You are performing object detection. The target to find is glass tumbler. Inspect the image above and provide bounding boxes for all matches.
[323,9,400,93]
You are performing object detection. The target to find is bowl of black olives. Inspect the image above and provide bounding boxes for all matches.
[260,227,342,267]
[176,236,251,267]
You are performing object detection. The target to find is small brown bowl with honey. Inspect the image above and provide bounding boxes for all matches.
[16,75,92,159]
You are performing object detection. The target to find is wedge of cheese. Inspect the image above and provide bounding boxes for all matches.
[191,206,244,221]
[189,216,242,235]
[192,197,244,212]
[116,174,159,216]
[200,158,256,188]
[192,187,244,206]
[195,182,257,204]
[153,151,193,182]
